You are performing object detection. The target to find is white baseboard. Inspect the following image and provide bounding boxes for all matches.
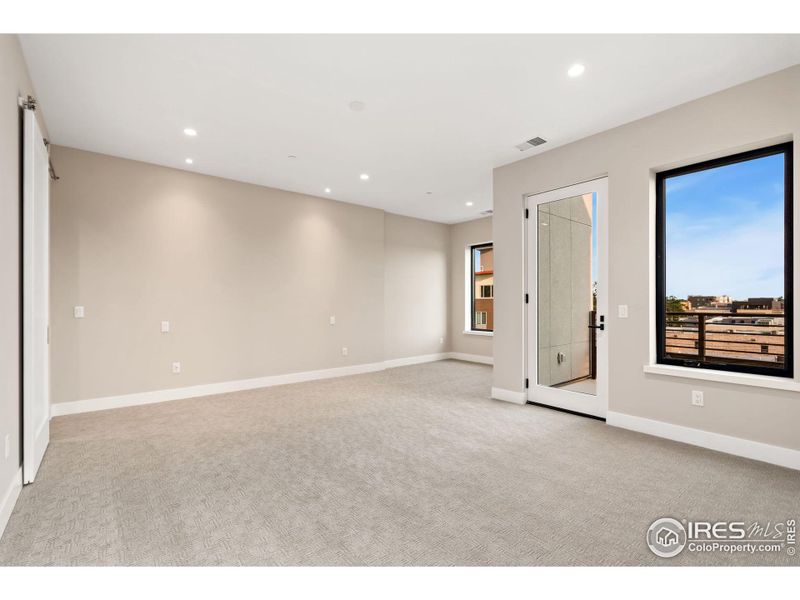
[491,386,527,405]
[607,411,800,471]
[51,361,386,417]
[51,352,480,417]
[448,352,493,365]
[383,353,449,369]
[0,468,22,541]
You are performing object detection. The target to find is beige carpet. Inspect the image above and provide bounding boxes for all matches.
[1,360,798,566]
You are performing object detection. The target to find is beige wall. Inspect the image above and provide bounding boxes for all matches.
[493,65,800,450]
[384,213,450,360]
[449,217,493,358]
[50,147,452,404]
[0,35,48,507]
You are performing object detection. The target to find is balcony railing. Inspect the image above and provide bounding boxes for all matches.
[665,311,785,368]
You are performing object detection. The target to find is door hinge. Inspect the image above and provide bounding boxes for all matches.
[525,378,529,389]
[19,95,37,110]
[525,208,529,218]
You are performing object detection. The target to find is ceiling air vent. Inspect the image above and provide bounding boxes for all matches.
[515,137,547,151]
[480,209,494,216]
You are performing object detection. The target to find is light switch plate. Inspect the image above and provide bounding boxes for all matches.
[74,305,85,319]
[161,321,170,333]
[618,305,628,318]
[172,362,181,374]
[691,390,704,406]
[330,316,336,325]
[341,347,348,356]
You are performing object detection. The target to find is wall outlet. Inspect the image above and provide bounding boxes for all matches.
[172,362,181,374]
[4,434,9,460]
[341,346,348,357]
[330,316,336,325]
[618,305,629,318]
[73,305,85,319]
[691,390,704,406]
[439,337,444,344]
[161,320,170,333]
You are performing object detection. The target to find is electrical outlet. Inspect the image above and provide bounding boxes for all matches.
[341,347,348,357]
[161,320,170,333]
[172,362,181,374]
[330,316,336,325]
[439,337,444,344]
[74,305,85,319]
[4,434,9,460]
[691,390,704,406]
[618,304,629,318]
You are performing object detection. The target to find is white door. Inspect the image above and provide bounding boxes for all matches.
[22,108,50,483]
[526,178,608,418]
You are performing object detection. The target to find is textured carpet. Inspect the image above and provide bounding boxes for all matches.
[1,360,798,566]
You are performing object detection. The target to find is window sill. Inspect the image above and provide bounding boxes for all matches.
[463,330,493,337]
[643,364,800,392]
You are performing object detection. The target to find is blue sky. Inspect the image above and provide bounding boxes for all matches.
[665,153,785,300]
[564,193,598,285]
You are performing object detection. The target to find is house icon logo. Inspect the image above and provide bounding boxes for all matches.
[647,518,687,558]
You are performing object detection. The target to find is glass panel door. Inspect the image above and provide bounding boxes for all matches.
[527,178,607,418]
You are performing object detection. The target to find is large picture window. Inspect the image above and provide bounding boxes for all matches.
[470,243,493,332]
[656,142,793,377]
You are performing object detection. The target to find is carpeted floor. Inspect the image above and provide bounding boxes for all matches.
[1,360,798,566]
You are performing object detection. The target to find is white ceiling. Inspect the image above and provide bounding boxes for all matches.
[20,34,800,223]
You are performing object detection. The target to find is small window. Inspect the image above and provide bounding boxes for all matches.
[656,142,792,377]
[470,243,493,331]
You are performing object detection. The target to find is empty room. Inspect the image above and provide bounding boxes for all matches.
[2,5,800,590]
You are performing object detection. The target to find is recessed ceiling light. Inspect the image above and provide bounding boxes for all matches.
[360,173,370,181]
[426,191,433,195]
[349,100,366,112]
[185,158,193,164]
[567,63,586,78]
[324,187,332,194]
[183,128,197,136]
[466,201,474,207]
[288,155,297,159]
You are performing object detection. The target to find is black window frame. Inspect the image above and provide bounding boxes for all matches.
[470,242,493,332]
[655,142,793,378]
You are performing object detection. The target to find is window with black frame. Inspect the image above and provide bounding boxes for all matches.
[656,142,793,377]
[470,243,493,332]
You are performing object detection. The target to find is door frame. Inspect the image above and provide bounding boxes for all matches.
[22,106,51,484]
[525,177,609,418]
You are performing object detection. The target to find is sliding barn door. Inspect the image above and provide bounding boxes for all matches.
[22,107,50,484]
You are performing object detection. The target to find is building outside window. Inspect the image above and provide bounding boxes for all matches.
[471,243,493,331]
[656,142,793,377]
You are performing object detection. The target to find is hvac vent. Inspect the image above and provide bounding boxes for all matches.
[515,137,547,151]
[480,209,494,216]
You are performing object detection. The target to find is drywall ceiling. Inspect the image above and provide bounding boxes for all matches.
[20,34,800,223]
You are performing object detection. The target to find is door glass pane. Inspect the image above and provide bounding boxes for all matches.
[537,193,597,395]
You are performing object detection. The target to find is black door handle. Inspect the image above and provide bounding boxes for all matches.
[588,324,605,330]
